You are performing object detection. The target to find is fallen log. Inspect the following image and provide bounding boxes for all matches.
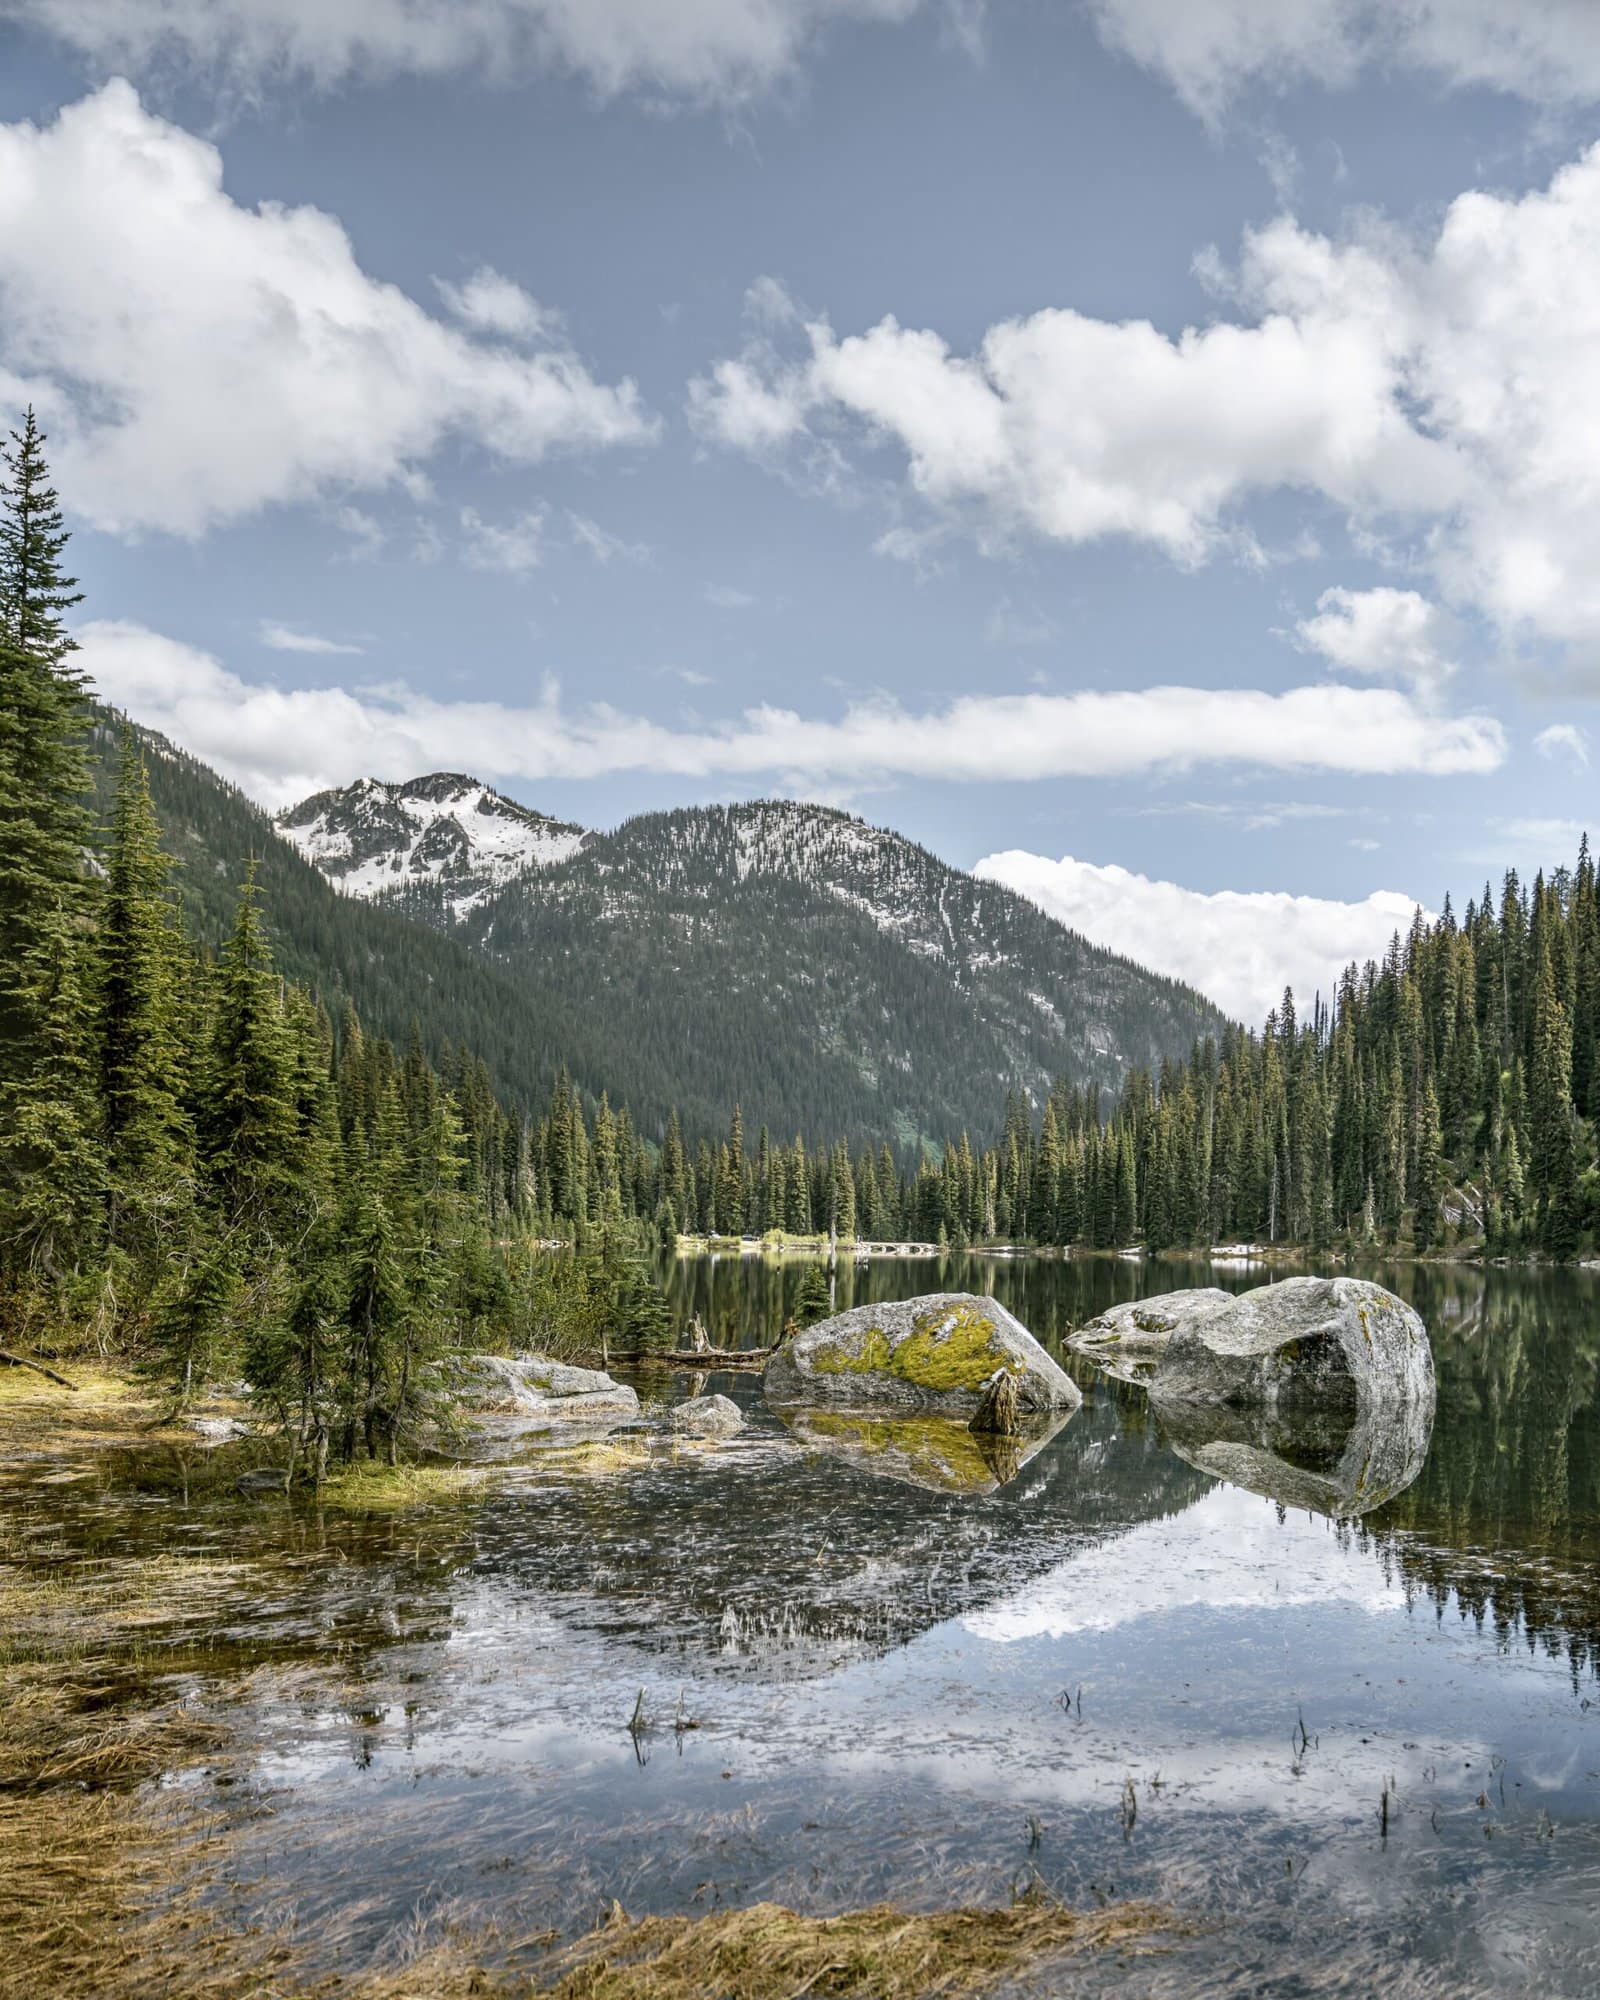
[0,1348,78,1388]
[590,1345,777,1372]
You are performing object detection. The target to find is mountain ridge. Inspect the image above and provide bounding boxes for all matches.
[276,771,589,917]
[274,770,1232,1146]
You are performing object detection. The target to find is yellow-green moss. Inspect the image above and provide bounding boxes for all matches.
[798,1409,997,1492]
[809,1327,892,1375]
[806,1305,1021,1396]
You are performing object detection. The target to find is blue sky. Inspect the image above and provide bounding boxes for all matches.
[4,1,1600,1018]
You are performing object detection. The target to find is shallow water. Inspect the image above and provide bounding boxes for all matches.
[12,1254,1600,1995]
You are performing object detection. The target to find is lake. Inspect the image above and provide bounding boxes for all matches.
[9,1253,1600,1996]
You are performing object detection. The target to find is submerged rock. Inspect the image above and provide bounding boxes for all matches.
[1153,1393,1435,1518]
[762,1294,1080,1418]
[235,1467,290,1496]
[1147,1276,1434,1412]
[1068,1288,1235,1386]
[442,1351,640,1425]
[671,1393,744,1438]
[778,1405,1071,1495]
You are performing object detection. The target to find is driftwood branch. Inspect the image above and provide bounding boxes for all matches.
[591,1344,776,1372]
[0,1348,77,1388]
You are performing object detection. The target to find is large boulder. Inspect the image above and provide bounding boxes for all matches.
[1147,1276,1433,1412]
[443,1352,640,1424]
[762,1293,1080,1417]
[1068,1287,1235,1386]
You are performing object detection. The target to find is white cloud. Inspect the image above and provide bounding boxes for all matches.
[459,505,547,573]
[704,583,756,609]
[1089,0,1600,122]
[1534,722,1589,766]
[434,265,558,342]
[973,849,1426,1023]
[1294,586,1457,693]
[0,83,651,537]
[1494,817,1590,858]
[77,618,1505,812]
[688,354,809,454]
[259,620,364,656]
[11,0,927,104]
[333,505,386,559]
[697,143,1600,653]
[568,511,651,564]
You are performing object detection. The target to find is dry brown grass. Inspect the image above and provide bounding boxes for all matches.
[536,1895,1185,2000]
[288,1894,1183,2000]
[0,1786,298,2000]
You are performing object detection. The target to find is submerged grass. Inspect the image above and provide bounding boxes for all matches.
[318,1460,492,1511]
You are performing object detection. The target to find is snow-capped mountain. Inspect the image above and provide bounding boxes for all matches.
[274,775,1228,1143]
[275,773,589,917]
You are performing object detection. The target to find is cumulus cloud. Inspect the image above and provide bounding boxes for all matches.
[1294,586,1457,693]
[433,265,558,342]
[8,0,927,104]
[0,83,651,537]
[1534,722,1589,766]
[259,621,364,655]
[974,849,1426,1023]
[697,144,1600,653]
[77,618,1505,811]
[1088,0,1600,122]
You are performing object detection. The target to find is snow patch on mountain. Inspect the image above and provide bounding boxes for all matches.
[276,773,588,916]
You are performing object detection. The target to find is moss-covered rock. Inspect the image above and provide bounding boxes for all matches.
[762,1293,1080,1416]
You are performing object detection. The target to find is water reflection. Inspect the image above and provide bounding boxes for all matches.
[1152,1392,1435,1518]
[10,1252,1600,1997]
[664,1251,1600,1676]
[775,1405,1072,1494]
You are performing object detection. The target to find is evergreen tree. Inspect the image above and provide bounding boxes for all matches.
[0,412,96,1288]
[97,742,192,1258]
[201,865,301,1236]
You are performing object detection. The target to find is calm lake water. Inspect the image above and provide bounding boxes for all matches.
[16,1254,1600,1996]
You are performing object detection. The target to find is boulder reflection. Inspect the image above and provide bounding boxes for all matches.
[776,1405,1073,1494]
[1152,1388,1435,1518]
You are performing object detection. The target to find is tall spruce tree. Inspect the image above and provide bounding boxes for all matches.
[0,412,97,1288]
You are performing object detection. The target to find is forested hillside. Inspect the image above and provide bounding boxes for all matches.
[967,861,1600,1260]
[85,718,581,1121]
[283,781,1230,1147]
